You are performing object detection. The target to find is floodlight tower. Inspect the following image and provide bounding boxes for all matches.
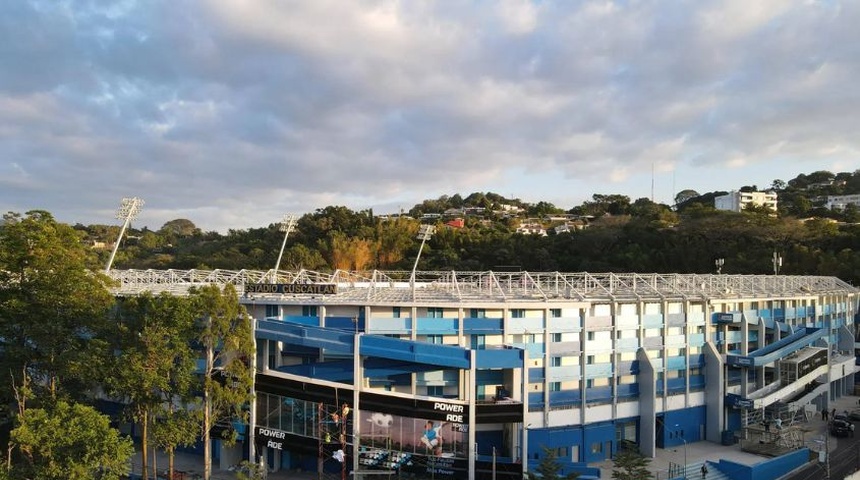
[105,197,144,272]
[410,224,436,286]
[272,214,297,281]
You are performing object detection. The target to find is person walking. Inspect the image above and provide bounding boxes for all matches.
[701,463,708,479]
[822,409,828,421]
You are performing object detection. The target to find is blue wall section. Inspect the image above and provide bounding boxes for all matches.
[715,448,808,480]
[528,420,616,465]
[661,406,706,448]
[476,430,504,456]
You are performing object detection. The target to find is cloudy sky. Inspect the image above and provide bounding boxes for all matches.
[1,0,858,232]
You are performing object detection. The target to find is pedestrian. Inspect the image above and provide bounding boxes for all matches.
[701,463,708,479]
[822,409,828,421]
[832,408,837,420]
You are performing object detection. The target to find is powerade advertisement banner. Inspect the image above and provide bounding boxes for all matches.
[359,408,468,477]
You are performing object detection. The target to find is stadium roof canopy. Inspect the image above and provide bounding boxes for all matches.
[107,269,858,304]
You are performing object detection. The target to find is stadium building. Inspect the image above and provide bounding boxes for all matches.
[110,269,860,479]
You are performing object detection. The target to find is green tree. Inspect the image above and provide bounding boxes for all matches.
[526,446,579,480]
[9,401,134,480]
[611,448,652,480]
[0,211,113,409]
[193,284,255,480]
[152,408,200,480]
[105,293,197,480]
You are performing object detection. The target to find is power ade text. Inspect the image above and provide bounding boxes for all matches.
[434,402,465,423]
[257,427,286,450]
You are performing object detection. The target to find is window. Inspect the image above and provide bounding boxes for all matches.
[265,305,279,318]
[511,309,525,318]
[470,308,486,318]
[427,307,444,318]
[556,447,568,458]
[590,442,602,454]
[551,333,562,342]
[392,307,401,318]
[550,308,562,318]
[551,357,562,367]
[550,382,561,391]
[427,386,443,396]
[427,335,443,344]
[587,331,595,341]
[302,306,318,317]
[587,355,595,365]
[471,335,486,350]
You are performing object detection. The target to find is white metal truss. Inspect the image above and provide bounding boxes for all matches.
[107,269,858,304]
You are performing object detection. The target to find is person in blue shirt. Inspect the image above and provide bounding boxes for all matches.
[420,421,445,456]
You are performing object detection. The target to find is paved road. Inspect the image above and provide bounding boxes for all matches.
[785,430,860,480]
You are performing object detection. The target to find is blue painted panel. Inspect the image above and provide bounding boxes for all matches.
[661,406,706,448]
[759,309,771,319]
[283,315,319,326]
[528,367,545,382]
[476,370,504,383]
[716,449,809,480]
[360,335,470,369]
[772,308,785,321]
[585,386,612,403]
[546,316,579,331]
[475,348,524,368]
[584,363,613,378]
[689,354,705,367]
[325,316,365,331]
[526,343,545,358]
[463,317,503,334]
[509,317,544,333]
[582,422,616,463]
[548,389,581,406]
[616,383,639,398]
[642,314,663,329]
[367,317,412,333]
[666,356,686,370]
[666,378,686,394]
[415,317,459,334]
[547,365,580,382]
[689,375,705,390]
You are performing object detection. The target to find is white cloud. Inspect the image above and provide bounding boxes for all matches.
[0,0,858,231]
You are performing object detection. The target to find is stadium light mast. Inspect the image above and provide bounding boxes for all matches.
[272,214,297,281]
[410,224,436,286]
[105,197,144,273]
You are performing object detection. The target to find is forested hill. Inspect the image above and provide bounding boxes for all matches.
[56,169,860,285]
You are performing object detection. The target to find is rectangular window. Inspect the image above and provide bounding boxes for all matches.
[587,355,595,364]
[427,307,444,318]
[427,386,443,396]
[427,335,443,344]
[392,307,401,318]
[550,382,561,391]
[470,308,486,318]
[587,331,595,341]
[302,306,318,317]
[550,308,562,318]
[471,335,486,350]
[511,309,525,318]
[551,357,562,367]
[265,305,279,318]
[591,442,602,454]
[556,447,568,458]
[551,333,562,342]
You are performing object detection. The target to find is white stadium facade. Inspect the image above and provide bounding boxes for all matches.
[109,268,860,480]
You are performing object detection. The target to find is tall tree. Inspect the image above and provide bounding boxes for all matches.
[9,401,134,480]
[192,284,255,480]
[105,293,197,480]
[0,211,113,409]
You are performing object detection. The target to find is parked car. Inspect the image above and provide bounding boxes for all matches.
[848,409,860,422]
[831,418,853,437]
